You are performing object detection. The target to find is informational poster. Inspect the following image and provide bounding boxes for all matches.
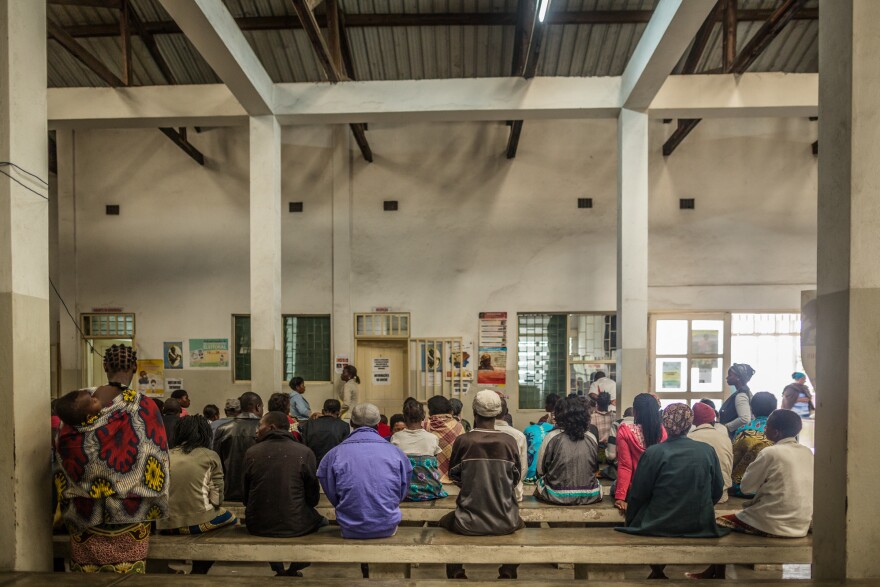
[693,359,715,384]
[478,312,508,387]
[691,330,719,355]
[166,378,184,394]
[445,340,474,381]
[334,354,350,374]
[164,342,184,369]
[189,338,229,368]
[662,361,682,389]
[136,359,165,398]
[372,357,391,385]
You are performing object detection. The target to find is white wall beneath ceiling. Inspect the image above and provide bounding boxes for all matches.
[58,116,817,427]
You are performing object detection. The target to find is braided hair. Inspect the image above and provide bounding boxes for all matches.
[172,415,213,454]
[103,344,137,375]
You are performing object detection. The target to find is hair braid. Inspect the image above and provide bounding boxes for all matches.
[172,416,213,453]
[103,344,138,374]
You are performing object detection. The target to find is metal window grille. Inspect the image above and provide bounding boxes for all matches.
[284,315,331,381]
[81,313,135,338]
[355,313,410,338]
[410,337,467,401]
[233,315,251,382]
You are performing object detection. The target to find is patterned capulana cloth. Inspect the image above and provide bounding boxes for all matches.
[56,388,170,532]
[404,455,448,502]
[68,522,150,574]
[662,403,694,436]
[424,414,464,480]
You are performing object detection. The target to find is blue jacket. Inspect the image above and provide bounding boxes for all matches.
[317,426,411,539]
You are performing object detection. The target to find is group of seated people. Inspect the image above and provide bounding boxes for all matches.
[51,347,814,580]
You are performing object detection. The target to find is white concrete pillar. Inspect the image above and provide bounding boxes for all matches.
[0,0,52,571]
[249,116,282,396]
[331,126,353,380]
[56,129,79,393]
[814,1,880,579]
[615,108,649,411]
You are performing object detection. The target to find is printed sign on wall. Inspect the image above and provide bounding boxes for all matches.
[478,312,508,387]
[136,360,165,397]
[164,342,184,369]
[372,357,391,385]
[189,338,230,368]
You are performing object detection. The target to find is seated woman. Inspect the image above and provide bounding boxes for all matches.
[614,393,667,512]
[616,403,729,580]
[156,416,238,574]
[391,398,448,501]
[534,396,602,505]
[730,391,778,497]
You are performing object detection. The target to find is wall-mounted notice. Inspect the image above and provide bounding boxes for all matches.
[166,378,184,394]
[164,342,184,369]
[372,357,391,385]
[335,354,350,374]
[478,312,508,387]
[662,361,682,389]
[136,359,165,397]
[189,338,230,368]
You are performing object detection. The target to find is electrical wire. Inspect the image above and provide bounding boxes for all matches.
[50,278,102,359]
[0,168,49,201]
[0,161,49,186]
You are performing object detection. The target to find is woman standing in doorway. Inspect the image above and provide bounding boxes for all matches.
[338,364,360,420]
[719,363,756,437]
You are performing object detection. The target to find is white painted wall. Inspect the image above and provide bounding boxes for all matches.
[61,117,817,428]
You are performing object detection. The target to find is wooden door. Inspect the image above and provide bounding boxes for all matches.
[356,340,408,418]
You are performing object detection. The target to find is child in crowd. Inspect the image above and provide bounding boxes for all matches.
[389,413,406,434]
[614,393,666,511]
[730,391,777,497]
[54,388,104,427]
[202,404,220,423]
[592,391,616,448]
[377,415,392,440]
[391,398,448,501]
[170,389,191,416]
[688,409,813,580]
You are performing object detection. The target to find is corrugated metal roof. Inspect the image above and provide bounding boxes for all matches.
[46,0,816,88]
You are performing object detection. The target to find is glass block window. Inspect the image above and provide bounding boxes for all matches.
[81,313,135,338]
[354,313,410,338]
[284,315,332,382]
[233,314,251,382]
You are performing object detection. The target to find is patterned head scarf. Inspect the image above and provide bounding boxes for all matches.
[663,403,693,436]
[729,363,756,386]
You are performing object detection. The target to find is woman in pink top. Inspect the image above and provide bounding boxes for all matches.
[614,393,667,512]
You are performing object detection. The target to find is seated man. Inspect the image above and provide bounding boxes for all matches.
[299,399,350,465]
[688,402,733,503]
[616,403,728,580]
[689,409,813,580]
[494,397,527,501]
[441,390,525,580]
[244,411,325,577]
[730,391,778,497]
[213,392,263,501]
[318,403,411,539]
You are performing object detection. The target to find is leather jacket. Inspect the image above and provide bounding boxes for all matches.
[212,413,260,501]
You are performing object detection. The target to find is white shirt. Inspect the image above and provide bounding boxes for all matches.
[736,437,814,537]
[688,423,733,503]
[391,428,441,456]
[494,420,527,502]
[589,377,617,398]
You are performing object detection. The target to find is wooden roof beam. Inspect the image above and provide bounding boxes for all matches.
[158,127,205,165]
[128,2,176,84]
[506,0,544,159]
[47,19,124,87]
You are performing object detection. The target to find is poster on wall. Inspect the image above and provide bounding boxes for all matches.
[136,360,165,397]
[372,357,391,385]
[478,311,508,387]
[189,338,230,368]
[334,354,350,374]
[691,330,719,355]
[661,361,682,389]
[445,340,474,381]
[164,342,184,369]
[166,378,183,394]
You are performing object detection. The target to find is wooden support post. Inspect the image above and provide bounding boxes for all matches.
[722,0,737,72]
[325,0,343,74]
[663,119,701,157]
[158,128,205,166]
[128,6,176,84]
[119,0,132,85]
[507,0,543,159]
[291,0,341,82]
[574,564,626,580]
[47,19,124,87]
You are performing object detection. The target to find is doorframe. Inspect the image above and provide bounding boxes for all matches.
[354,338,410,401]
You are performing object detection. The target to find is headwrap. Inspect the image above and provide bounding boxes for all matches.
[729,363,756,386]
[692,402,716,427]
[791,372,806,381]
[662,403,694,436]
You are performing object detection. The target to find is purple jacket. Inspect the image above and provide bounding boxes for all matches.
[317,426,411,539]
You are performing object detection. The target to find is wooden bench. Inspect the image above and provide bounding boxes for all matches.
[51,526,811,580]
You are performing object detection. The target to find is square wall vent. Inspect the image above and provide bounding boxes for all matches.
[106,205,120,215]
[679,198,695,210]
[577,198,593,209]
[383,200,399,211]
[289,201,303,213]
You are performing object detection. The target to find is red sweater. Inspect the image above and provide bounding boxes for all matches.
[614,422,667,501]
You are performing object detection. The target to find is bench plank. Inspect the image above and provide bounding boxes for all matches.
[52,527,811,566]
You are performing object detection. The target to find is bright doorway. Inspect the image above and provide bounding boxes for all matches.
[80,312,136,388]
[355,340,408,418]
[82,338,134,388]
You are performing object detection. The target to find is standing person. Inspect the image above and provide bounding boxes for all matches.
[318,403,411,539]
[617,403,728,580]
[730,392,778,497]
[156,416,237,574]
[212,392,263,501]
[534,396,602,505]
[782,372,814,418]
[523,394,557,483]
[170,389,191,416]
[244,411,326,577]
[391,398,448,501]
[450,397,472,432]
[212,398,240,431]
[299,399,350,465]
[202,404,220,423]
[614,393,667,512]
[589,371,617,400]
[424,395,465,481]
[494,397,527,502]
[688,402,733,503]
[719,363,756,437]
[161,398,182,447]
[690,411,813,581]
[288,376,312,423]
[441,390,524,580]
[338,364,360,419]
[55,344,170,574]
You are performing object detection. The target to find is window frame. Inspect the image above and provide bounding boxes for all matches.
[282,314,333,383]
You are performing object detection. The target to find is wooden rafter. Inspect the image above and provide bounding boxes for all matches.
[119,0,132,85]
[47,19,124,87]
[722,0,737,72]
[54,9,820,38]
[682,2,722,75]
[158,128,205,166]
[663,0,808,157]
[291,0,342,82]
[127,4,176,84]
[506,0,543,160]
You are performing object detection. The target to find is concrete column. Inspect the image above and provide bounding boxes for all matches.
[249,116,282,396]
[0,0,52,571]
[331,126,353,378]
[814,1,880,580]
[56,129,79,393]
[615,108,649,411]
